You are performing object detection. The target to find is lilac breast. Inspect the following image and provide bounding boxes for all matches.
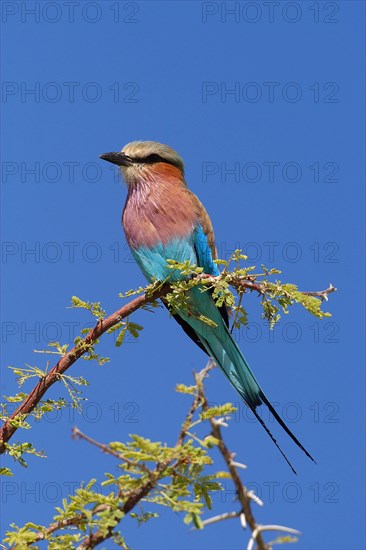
[122,178,198,250]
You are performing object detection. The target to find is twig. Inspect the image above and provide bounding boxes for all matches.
[301,283,337,301]
[44,476,158,550]
[0,285,168,453]
[72,427,151,474]
[177,360,214,445]
[195,369,268,550]
[27,516,87,545]
[247,525,301,550]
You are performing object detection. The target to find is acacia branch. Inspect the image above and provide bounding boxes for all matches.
[195,368,268,550]
[26,375,209,547]
[0,276,335,453]
[25,366,273,549]
[71,427,151,475]
[0,286,167,453]
[26,474,158,548]
[25,516,86,545]
[300,283,337,301]
[74,372,211,550]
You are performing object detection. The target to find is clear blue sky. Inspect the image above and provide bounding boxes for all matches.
[1,1,365,549]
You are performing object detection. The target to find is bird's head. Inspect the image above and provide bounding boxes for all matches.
[100,141,184,186]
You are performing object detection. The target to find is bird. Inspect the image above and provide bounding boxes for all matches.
[100,141,315,474]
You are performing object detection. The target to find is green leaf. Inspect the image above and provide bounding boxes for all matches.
[201,403,237,420]
[214,471,232,479]
[176,384,197,395]
[0,467,13,476]
[127,322,144,338]
[71,296,106,319]
[116,326,128,347]
[3,392,28,403]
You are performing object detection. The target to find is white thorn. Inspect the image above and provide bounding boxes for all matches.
[247,490,264,506]
[240,512,247,529]
[230,461,247,470]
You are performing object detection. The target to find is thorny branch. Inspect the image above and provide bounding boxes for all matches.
[0,285,167,454]
[195,364,267,550]
[0,276,336,453]
[71,427,151,475]
[24,365,292,549]
[53,369,220,549]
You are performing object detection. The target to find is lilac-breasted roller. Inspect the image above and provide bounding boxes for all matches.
[100,141,314,473]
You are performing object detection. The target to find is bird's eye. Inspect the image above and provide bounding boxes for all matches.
[145,154,165,163]
[132,153,181,169]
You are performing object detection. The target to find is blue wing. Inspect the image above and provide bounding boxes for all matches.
[192,225,220,277]
[131,225,219,281]
[131,224,228,351]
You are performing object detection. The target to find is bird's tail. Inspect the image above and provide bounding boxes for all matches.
[183,289,315,473]
[204,326,315,473]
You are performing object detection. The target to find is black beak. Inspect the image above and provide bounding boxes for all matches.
[99,152,133,166]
